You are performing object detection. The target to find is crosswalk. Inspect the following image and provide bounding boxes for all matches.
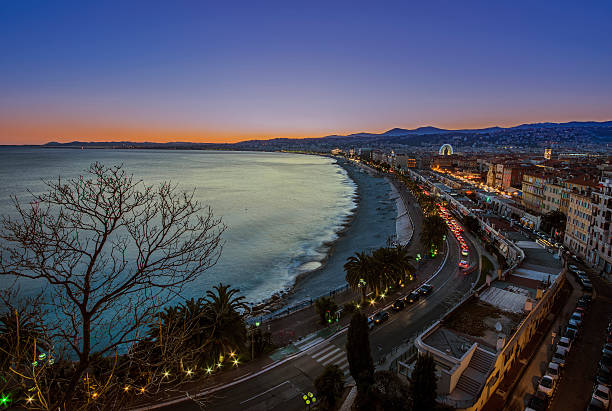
[309,343,350,376]
[292,333,353,381]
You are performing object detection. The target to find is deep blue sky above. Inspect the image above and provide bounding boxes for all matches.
[1,1,611,143]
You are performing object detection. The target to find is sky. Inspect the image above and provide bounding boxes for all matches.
[1,1,611,144]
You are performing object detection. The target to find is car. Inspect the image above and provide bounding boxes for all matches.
[525,391,549,411]
[373,311,390,324]
[556,337,572,355]
[564,327,578,341]
[587,397,607,411]
[600,353,612,373]
[597,366,612,387]
[578,274,588,283]
[569,312,583,328]
[566,322,579,334]
[458,260,469,269]
[537,375,556,396]
[574,269,586,276]
[367,316,375,330]
[592,384,610,409]
[582,279,593,292]
[461,249,469,256]
[392,299,405,311]
[603,343,612,357]
[419,284,433,295]
[569,264,579,272]
[551,347,567,366]
[546,362,561,381]
[405,291,420,304]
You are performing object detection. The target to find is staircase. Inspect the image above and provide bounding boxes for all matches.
[470,348,496,373]
[454,348,496,397]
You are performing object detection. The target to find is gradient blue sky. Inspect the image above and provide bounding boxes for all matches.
[1,1,611,144]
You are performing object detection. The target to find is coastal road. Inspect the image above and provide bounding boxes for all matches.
[156,228,480,411]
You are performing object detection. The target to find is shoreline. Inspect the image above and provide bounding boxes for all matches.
[250,157,399,317]
[250,157,362,313]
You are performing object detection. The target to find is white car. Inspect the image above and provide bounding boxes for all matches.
[546,362,561,381]
[538,375,556,396]
[592,384,610,409]
[556,337,572,355]
[461,248,468,256]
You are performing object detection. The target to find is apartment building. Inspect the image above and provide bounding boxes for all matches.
[522,171,555,213]
[543,181,563,213]
[589,170,612,274]
[563,176,599,259]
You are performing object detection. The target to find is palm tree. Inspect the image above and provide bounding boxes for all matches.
[391,245,416,283]
[344,252,374,303]
[204,283,249,362]
[420,215,448,255]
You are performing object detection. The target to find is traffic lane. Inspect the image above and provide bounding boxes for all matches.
[368,259,478,359]
[200,355,320,411]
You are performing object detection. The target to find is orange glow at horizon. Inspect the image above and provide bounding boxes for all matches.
[1,116,609,146]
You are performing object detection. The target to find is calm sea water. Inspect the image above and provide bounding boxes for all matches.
[0,148,359,304]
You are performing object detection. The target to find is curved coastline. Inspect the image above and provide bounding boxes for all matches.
[251,157,395,314]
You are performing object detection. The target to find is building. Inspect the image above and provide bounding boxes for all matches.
[501,165,526,190]
[404,234,563,411]
[544,148,552,160]
[588,170,612,275]
[521,171,556,213]
[563,176,599,259]
[543,181,563,213]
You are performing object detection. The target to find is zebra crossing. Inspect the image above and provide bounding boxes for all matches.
[308,342,350,376]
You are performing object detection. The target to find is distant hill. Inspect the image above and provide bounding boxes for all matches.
[24,119,612,151]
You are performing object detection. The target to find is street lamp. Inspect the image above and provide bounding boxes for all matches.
[302,392,316,409]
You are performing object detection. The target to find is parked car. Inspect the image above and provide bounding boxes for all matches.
[566,323,579,336]
[525,391,549,411]
[405,291,420,304]
[537,374,556,396]
[592,384,610,409]
[419,284,434,295]
[587,397,607,411]
[568,264,579,272]
[600,353,612,373]
[556,337,572,355]
[552,347,567,367]
[569,312,583,328]
[546,362,561,381]
[392,299,405,311]
[373,311,390,324]
[582,279,593,292]
[597,366,612,387]
[602,343,612,357]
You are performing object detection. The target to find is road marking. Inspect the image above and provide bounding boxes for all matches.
[321,351,346,366]
[295,337,324,351]
[310,344,336,359]
[315,347,341,362]
[232,371,252,381]
[239,380,291,405]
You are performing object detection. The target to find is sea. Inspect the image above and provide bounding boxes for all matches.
[0,148,396,308]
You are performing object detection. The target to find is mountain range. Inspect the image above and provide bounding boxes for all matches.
[35,120,612,150]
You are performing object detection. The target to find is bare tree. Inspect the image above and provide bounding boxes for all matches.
[0,163,225,408]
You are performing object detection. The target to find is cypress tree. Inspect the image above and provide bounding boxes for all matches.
[410,353,438,411]
[346,312,374,388]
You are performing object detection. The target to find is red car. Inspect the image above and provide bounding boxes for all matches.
[458,260,469,269]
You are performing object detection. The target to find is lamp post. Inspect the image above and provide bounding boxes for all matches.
[302,392,316,409]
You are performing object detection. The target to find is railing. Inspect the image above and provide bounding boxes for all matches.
[246,283,351,325]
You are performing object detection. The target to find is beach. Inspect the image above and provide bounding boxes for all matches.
[252,157,415,317]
